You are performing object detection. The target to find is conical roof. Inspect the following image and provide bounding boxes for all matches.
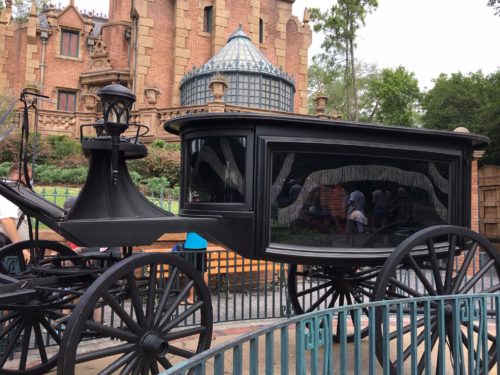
[180,26,294,85]
[180,26,295,112]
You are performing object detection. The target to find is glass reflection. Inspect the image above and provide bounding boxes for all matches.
[186,136,246,203]
[270,152,449,248]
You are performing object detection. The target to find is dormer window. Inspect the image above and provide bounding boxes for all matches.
[203,6,213,33]
[60,29,79,58]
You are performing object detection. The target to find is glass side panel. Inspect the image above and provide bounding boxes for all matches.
[270,152,450,248]
[186,136,246,203]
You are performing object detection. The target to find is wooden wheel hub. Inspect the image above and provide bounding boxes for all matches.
[141,331,168,355]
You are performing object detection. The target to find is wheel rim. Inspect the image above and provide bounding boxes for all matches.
[288,264,378,342]
[57,252,213,375]
[0,240,80,375]
[373,225,500,374]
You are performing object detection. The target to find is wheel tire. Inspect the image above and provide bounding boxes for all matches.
[57,252,213,375]
[0,240,80,375]
[288,264,379,342]
[373,225,500,374]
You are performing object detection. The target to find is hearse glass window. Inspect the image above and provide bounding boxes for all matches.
[187,137,246,203]
[270,152,449,248]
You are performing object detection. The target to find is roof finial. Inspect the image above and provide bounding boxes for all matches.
[239,23,242,31]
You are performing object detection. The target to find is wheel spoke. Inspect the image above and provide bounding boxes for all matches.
[157,355,173,369]
[126,272,147,328]
[75,343,136,363]
[405,254,437,296]
[97,351,137,375]
[296,280,335,298]
[33,319,48,364]
[154,280,195,329]
[0,319,24,368]
[162,325,206,341]
[0,315,22,339]
[159,301,203,334]
[387,277,425,298]
[426,238,445,295]
[388,317,429,340]
[146,263,158,326]
[153,266,179,325]
[444,234,457,294]
[416,326,440,374]
[306,286,334,312]
[450,242,479,294]
[38,315,62,344]
[0,310,20,325]
[19,319,33,370]
[102,290,143,335]
[168,345,196,358]
[459,259,495,294]
[150,359,160,374]
[119,356,139,375]
[327,290,340,308]
[83,320,139,342]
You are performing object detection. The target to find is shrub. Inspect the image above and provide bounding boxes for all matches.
[0,161,11,178]
[45,135,86,167]
[129,171,142,186]
[128,147,180,187]
[35,165,88,185]
[0,133,51,165]
[143,176,170,195]
[151,139,166,149]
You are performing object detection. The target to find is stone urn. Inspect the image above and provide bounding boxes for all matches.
[209,73,228,101]
[144,87,160,105]
[314,93,328,114]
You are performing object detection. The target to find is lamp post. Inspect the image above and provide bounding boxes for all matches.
[97,83,136,185]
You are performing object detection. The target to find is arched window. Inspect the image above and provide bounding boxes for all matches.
[259,18,264,43]
[204,6,213,33]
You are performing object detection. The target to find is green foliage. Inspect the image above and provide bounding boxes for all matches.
[46,135,86,166]
[309,0,378,121]
[364,66,422,126]
[35,165,88,185]
[150,139,181,151]
[128,147,180,187]
[143,176,170,196]
[12,0,49,22]
[0,132,51,165]
[488,0,500,15]
[0,161,11,177]
[129,171,142,186]
[421,71,500,165]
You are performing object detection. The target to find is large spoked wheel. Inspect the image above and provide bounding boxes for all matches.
[0,240,81,375]
[288,264,379,342]
[57,252,213,375]
[0,240,80,276]
[373,225,500,374]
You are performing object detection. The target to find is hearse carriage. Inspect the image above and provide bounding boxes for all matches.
[0,84,498,374]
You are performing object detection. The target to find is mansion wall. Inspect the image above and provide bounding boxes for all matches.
[0,0,312,135]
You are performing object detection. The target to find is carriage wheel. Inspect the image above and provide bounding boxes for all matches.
[288,264,379,342]
[373,225,500,374]
[57,252,213,375]
[0,240,81,375]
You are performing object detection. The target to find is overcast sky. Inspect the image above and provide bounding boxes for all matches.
[68,0,500,90]
[293,0,500,90]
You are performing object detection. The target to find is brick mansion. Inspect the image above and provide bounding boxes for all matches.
[0,0,312,141]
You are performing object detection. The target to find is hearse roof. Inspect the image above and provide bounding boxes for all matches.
[163,112,488,149]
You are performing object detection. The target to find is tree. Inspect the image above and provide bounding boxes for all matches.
[310,0,378,121]
[487,0,500,15]
[363,66,421,126]
[421,71,500,165]
[11,0,49,22]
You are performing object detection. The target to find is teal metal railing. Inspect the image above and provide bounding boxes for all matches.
[163,293,500,375]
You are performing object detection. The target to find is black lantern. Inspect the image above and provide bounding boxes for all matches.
[97,83,136,185]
